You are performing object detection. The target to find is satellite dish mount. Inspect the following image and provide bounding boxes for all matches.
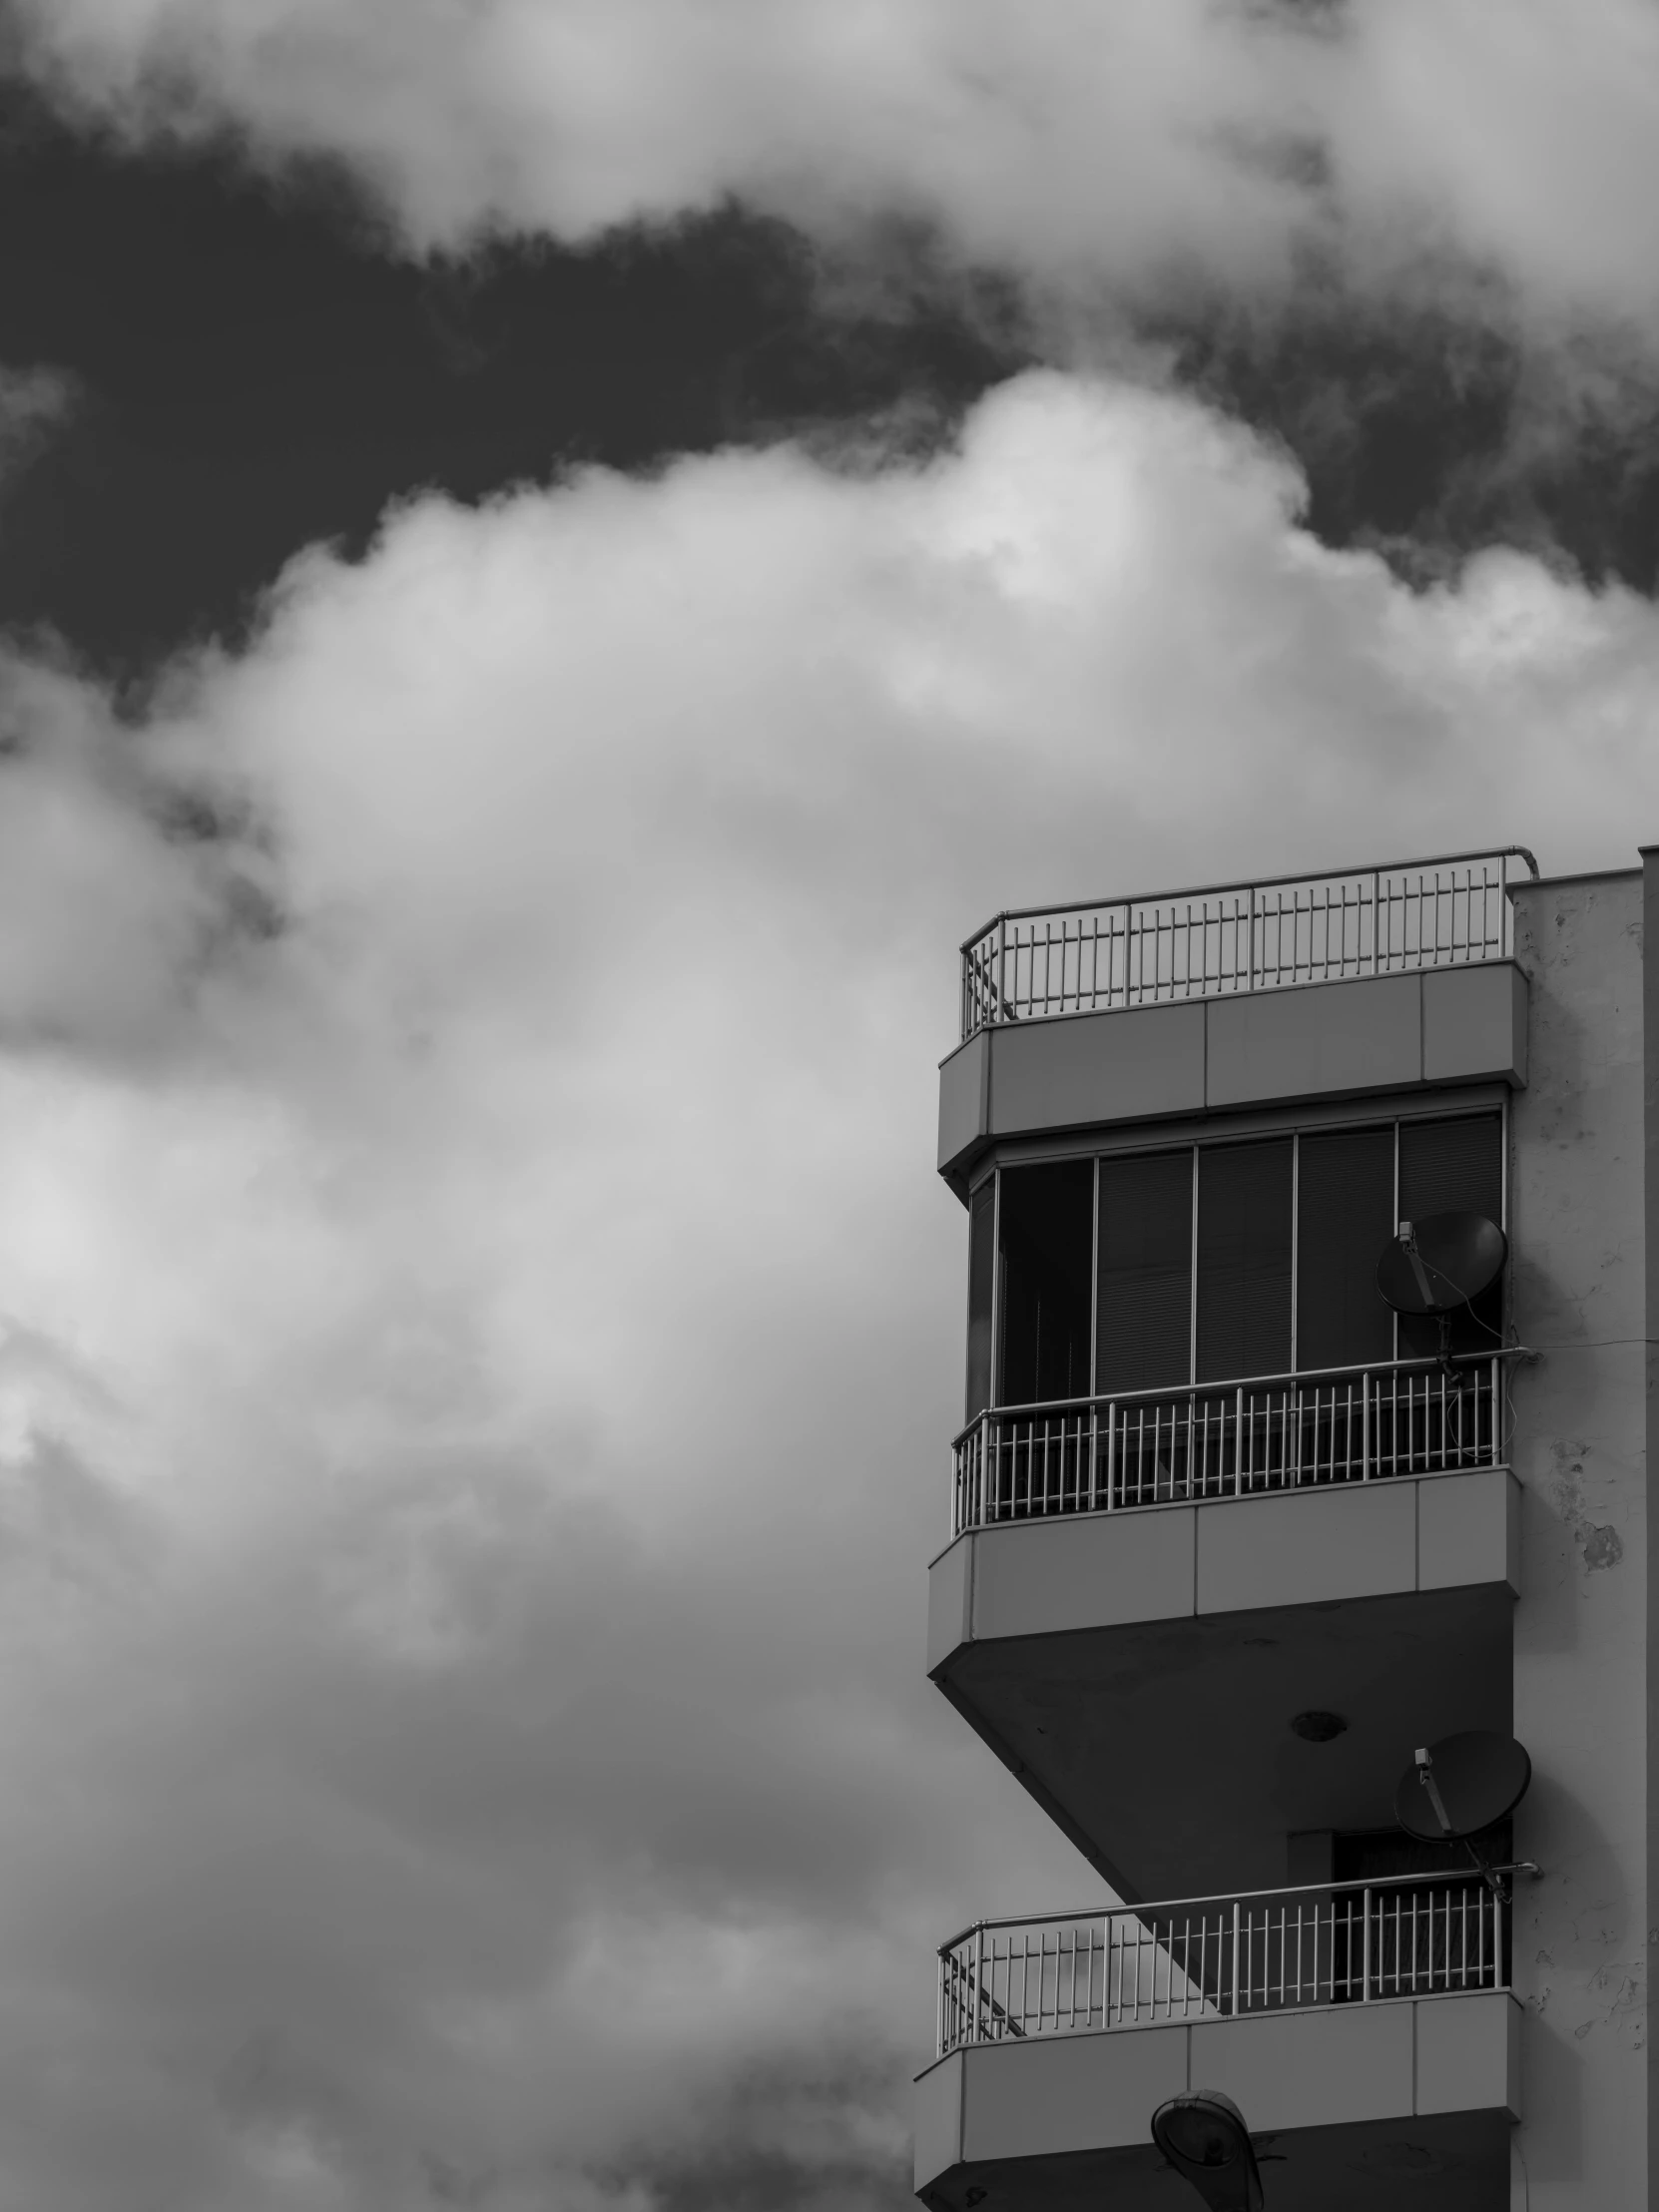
[1393,1731,1533,1900]
[1376,1212,1507,1377]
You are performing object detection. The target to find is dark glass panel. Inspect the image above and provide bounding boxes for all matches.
[1396,1114,1504,1357]
[965,1176,996,1420]
[997,1161,1094,1406]
[1196,1139,1293,1382]
[1297,1128,1395,1371]
[1096,1151,1193,1393]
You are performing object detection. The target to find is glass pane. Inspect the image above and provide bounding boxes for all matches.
[998,1161,1094,1406]
[1096,1151,1193,1393]
[1297,1128,1395,1371]
[1396,1114,1504,1358]
[965,1176,996,1420]
[1197,1139,1293,1382]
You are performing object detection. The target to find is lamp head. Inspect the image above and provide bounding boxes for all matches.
[1151,2091,1264,2210]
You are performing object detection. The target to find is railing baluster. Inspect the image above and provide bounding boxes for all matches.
[1362,1371,1371,1480]
[1363,1887,1374,2000]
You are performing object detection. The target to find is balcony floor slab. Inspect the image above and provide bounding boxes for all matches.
[932,1480,1516,1899]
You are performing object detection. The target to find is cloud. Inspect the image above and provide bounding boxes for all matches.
[0,368,1657,2207]
[0,363,76,479]
[12,0,1659,350]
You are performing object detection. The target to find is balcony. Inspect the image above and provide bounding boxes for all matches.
[928,1361,1518,1903]
[916,1878,1521,2210]
[938,850,1533,1185]
[938,1874,1510,2052]
[959,847,1536,1039]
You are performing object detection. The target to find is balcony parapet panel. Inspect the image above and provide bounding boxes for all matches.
[940,966,1529,1182]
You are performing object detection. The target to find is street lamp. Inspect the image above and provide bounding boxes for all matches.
[1150,2091,1264,2211]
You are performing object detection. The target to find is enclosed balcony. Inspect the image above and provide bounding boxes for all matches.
[929,1078,1520,1902]
[915,1875,1521,2210]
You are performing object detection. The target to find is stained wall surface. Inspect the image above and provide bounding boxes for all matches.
[1507,868,1647,2209]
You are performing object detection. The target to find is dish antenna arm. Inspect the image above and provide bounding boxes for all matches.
[1414,1745,1511,1897]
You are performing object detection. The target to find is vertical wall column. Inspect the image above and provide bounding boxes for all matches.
[1508,866,1647,2208]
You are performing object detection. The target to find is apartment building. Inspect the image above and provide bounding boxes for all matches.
[914,848,1649,2211]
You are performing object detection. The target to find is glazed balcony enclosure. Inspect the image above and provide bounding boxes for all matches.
[929,852,1531,1907]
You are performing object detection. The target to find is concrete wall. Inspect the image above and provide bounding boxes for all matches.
[928,1468,1518,1668]
[1507,867,1647,2209]
[915,1993,1519,2193]
[939,960,1527,1179]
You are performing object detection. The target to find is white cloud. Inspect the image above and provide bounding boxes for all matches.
[13,0,1659,346]
[0,369,1656,2206]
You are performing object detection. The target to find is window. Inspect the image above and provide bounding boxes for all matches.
[1297,1128,1395,1371]
[965,1176,996,1420]
[1398,1117,1504,1358]
[996,1159,1093,1408]
[1196,1140,1293,1382]
[1096,1152,1191,1393]
[973,1112,1503,1404]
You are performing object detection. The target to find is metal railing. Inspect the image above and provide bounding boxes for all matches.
[959,847,1538,1039]
[951,1355,1501,1537]
[938,1872,1511,2055]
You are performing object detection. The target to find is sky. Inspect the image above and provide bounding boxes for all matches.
[2,6,1659,2209]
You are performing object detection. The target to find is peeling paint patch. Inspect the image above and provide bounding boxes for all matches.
[1546,1440,1625,1572]
[1580,1522,1624,1569]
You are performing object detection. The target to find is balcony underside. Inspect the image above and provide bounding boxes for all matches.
[918,2114,1511,2212]
[929,1475,1517,1901]
[916,1993,1518,2211]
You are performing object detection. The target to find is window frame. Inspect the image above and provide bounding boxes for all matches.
[971,1099,1508,1408]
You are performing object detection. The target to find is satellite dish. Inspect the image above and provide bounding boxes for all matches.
[1393,1730,1531,1843]
[1377,1211,1505,1319]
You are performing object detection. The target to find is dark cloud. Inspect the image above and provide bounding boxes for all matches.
[5,7,1659,684]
